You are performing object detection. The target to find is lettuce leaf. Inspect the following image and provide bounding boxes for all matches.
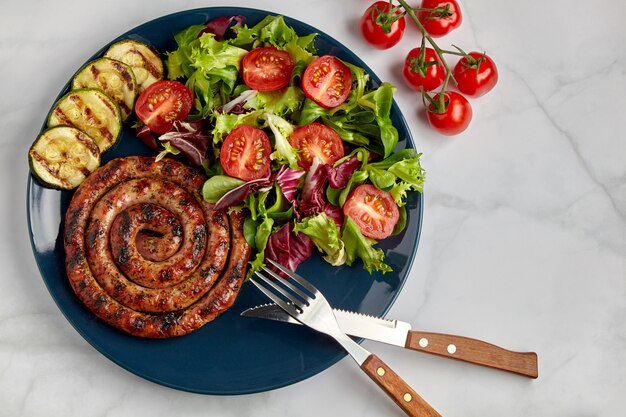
[244,86,305,116]
[166,31,248,117]
[230,15,317,57]
[202,175,245,203]
[294,212,346,266]
[212,110,265,144]
[342,217,392,273]
[263,112,300,169]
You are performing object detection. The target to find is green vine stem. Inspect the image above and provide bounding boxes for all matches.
[396,0,457,111]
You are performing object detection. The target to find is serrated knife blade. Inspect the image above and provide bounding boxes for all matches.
[241,303,411,347]
[241,303,539,378]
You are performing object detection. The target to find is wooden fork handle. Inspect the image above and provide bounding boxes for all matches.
[361,354,442,417]
[405,331,538,378]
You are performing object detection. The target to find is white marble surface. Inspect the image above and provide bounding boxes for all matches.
[2,0,625,415]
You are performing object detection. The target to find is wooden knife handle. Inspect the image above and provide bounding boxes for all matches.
[405,331,538,378]
[361,354,442,417]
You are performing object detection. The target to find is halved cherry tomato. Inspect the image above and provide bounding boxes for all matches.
[343,184,399,240]
[402,47,445,92]
[426,91,472,136]
[302,55,352,108]
[453,52,498,98]
[289,122,345,170]
[241,47,295,92]
[220,125,272,181]
[360,1,406,49]
[417,0,462,38]
[134,80,193,134]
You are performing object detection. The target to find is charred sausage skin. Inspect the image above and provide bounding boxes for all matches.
[64,156,250,338]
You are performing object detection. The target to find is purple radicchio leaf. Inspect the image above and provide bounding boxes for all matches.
[297,157,329,218]
[159,121,212,167]
[273,165,305,204]
[199,15,245,41]
[214,177,272,211]
[328,155,360,189]
[136,125,161,152]
[323,204,344,229]
[296,157,345,228]
[265,222,313,274]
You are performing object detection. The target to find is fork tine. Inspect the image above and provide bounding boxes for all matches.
[266,259,318,295]
[249,276,300,317]
[253,271,307,310]
[261,266,313,302]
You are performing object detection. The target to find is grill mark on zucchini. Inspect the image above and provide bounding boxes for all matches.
[48,89,122,153]
[97,93,118,115]
[52,107,72,125]
[29,127,101,189]
[30,150,62,183]
[72,58,137,121]
[129,47,161,79]
[111,60,134,90]
[89,65,100,79]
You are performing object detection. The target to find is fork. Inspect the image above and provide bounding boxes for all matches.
[251,260,442,417]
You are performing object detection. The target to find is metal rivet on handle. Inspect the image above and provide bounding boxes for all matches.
[377,367,385,376]
[403,393,413,402]
[447,344,457,354]
[419,338,429,348]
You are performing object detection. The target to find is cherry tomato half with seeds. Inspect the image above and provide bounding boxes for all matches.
[402,47,445,92]
[426,91,472,136]
[220,125,272,181]
[134,80,193,134]
[343,184,399,240]
[241,47,295,92]
[289,122,345,170]
[417,0,462,38]
[360,1,406,49]
[302,55,352,108]
[453,52,498,98]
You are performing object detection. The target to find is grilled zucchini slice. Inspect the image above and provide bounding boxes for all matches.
[48,88,122,152]
[104,39,164,93]
[29,126,101,190]
[72,57,137,121]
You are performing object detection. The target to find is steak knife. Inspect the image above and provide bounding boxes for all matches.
[241,304,538,378]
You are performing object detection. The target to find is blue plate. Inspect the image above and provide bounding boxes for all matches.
[26,7,423,395]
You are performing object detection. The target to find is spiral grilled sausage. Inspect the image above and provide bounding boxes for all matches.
[64,156,250,338]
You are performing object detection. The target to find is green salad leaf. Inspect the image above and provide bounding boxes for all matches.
[244,86,305,116]
[201,175,245,203]
[212,110,265,144]
[294,213,346,266]
[263,113,300,169]
[342,217,391,273]
[166,31,248,117]
[230,15,317,65]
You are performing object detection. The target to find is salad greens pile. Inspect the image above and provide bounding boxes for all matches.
[157,14,425,276]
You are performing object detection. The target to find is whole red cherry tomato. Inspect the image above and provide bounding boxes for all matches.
[360,1,406,49]
[418,0,462,38]
[426,91,472,136]
[453,52,498,97]
[402,47,445,92]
